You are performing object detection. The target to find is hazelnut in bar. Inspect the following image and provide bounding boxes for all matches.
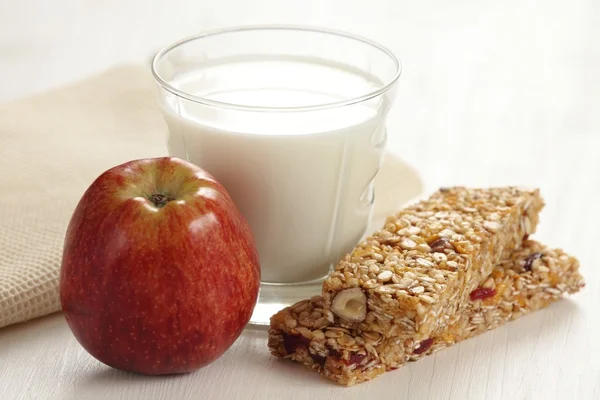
[322,187,544,341]
[269,240,585,386]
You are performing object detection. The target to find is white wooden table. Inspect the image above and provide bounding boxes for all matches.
[1,1,599,399]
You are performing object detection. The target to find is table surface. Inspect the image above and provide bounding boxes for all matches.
[1,1,599,399]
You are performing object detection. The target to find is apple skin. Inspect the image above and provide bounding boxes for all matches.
[60,157,260,375]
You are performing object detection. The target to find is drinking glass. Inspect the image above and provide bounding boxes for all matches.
[152,26,401,325]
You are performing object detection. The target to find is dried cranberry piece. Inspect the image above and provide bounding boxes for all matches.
[470,287,497,301]
[283,334,310,355]
[326,344,341,358]
[429,237,455,253]
[523,252,543,271]
[413,338,434,355]
[343,353,367,366]
[310,353,327,366]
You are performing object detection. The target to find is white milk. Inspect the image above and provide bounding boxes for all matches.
[159,56,388,283]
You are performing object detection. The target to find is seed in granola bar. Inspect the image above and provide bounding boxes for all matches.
[327,276,343,290]
[487,212,501,221]
[418,294,435,304]
[298,316,314,328]
[434,211,449,219]
[523,252,543,271]
[537,265,550,273]
[283,315,297,329]
[407,226,421,235]
[545,287,561,295]
[313,317,330,330]
[454,241,474,254]
[410,285,425,294]
[439,228,456,237]
[377,270,393,282]
[482,277,495,289]
[470,287,497,301]
[400,238,417,250]
[337,335,356,346]
[432,252,447,263]
[295,326,313,339]
[416,243,432,253]
[412,338,434,355]
[428,237,455,253]
[283,334,310,355]
[368,264,380,274]
[312,330,326,340]
[483,220,500,233]
[325,330,343,338]
[362,331,381,342]
[416,258,434,268]
[346,277,360,287]
[331,288,367,322]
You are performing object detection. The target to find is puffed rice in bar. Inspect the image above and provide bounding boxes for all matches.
[269,240,584,386]
[322,187,544,340]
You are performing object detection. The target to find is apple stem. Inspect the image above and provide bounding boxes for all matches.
[150,193,174,208]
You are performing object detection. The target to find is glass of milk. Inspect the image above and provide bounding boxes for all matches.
[152,26,400,325]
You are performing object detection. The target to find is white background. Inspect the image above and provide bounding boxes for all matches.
[0,0,599,399]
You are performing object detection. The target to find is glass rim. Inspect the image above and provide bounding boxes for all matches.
[151,25,402,112]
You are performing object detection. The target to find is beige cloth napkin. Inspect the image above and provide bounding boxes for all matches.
[0,66,422,329]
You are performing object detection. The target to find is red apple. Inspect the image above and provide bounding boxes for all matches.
[60,157,260,375]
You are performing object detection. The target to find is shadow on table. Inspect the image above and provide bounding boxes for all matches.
[69,298,582,400]
[69,329,329,400]
[366,299,584,397]
[0,313,65,355]
[232,300,584,395]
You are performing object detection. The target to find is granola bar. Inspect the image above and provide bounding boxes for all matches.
[269,240,584,386]
[322,187,544,341]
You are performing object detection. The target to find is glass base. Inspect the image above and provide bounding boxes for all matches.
[248,278,326,327]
